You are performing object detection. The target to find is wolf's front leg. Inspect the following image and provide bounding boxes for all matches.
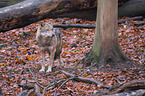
[46,48,56,73]
[39,51,45,72]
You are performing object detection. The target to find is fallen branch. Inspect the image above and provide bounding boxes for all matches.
[61,69,145,96]
[61,70,110,89]
[26,63,65,96]
[53,24,95,29]
[138,25,145,29]
[53,16,144,29]
[100,89,145,96]
[27,63,44,89]
[54,63,99,95]
[53,24,144,29]
[96,80,145,95]
[109,80,145,94]
[118,16,143,23]
[17,90,28,96]
[54,76,75,96]
[134,21,145,25]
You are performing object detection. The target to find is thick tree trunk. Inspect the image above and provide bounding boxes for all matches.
[83,0,134,71]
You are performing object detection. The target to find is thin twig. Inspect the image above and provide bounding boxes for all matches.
[45,79,65,89]
[53,77,75,96]
[118,16,143,23]
[79,63,97,76]
[26,63,44,89]
[27,63,66,96]
[42,87,47,96]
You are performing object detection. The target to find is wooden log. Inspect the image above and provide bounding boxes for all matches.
[53,24,96,29]
[96,80,145,95]
[0,0,62,32]
[0,0,145,32]
[94,89,145,96]
[118,0,145,18]
[0,0,24,8]
[53,17,145,29]
[0,0,97,32]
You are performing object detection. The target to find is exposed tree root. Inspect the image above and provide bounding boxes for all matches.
[81,50,135,72]
[97,80,145,95]
[95,89,145,96]
[24,63,145,96]
[62,70,145,96]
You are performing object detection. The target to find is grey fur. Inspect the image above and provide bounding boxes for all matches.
[36,22,62,72]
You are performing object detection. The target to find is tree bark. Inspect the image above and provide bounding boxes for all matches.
[96,80,145,95]
[83,0,134,71]
[0,0,24,8]
[0,0,97,32]
[118,0,145,18]
[0,0,64,32]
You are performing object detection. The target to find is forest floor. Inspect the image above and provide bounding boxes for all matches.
[0,16,145,95]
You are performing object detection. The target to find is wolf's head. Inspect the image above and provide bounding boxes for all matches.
[39,22,55,37]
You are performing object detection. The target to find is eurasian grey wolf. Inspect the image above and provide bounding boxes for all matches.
[36,22,62,72]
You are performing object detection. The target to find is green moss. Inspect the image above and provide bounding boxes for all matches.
[0,0,24,8]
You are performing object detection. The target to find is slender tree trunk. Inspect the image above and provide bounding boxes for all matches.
[83,0,134,71]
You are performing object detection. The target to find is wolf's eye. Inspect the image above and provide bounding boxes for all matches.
[46,29,49,31]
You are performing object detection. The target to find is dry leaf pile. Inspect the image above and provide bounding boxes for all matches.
[0,17,145,95]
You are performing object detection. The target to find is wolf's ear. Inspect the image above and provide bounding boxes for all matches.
[40,22,45,27]
[49,20,53,25]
